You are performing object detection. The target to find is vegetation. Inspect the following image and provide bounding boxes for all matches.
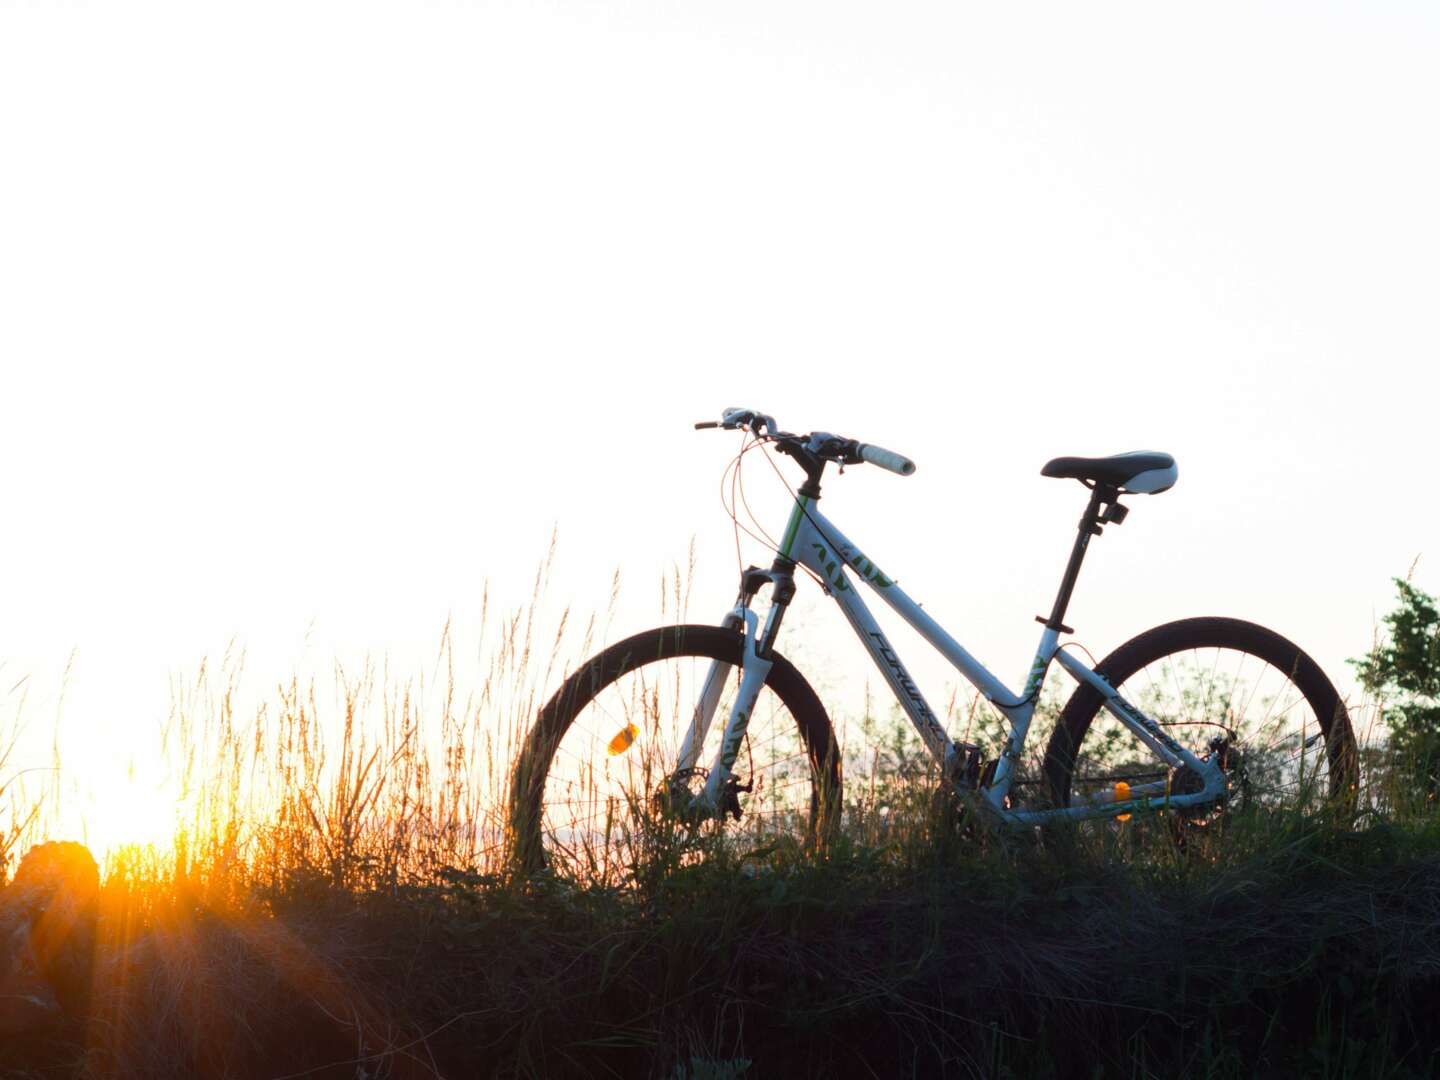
[2,572,1439,1077]
[1354,576,1440,796]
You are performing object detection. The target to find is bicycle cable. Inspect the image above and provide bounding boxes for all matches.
[737,437,780,553]
[1056,641,1100,669]
[716,434,826,589]
[722,432,750,575]
[721,434,783,573]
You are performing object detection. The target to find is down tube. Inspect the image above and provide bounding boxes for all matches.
[809,553,953,764]
[791,508,1037,767]
[793,507,1026,702]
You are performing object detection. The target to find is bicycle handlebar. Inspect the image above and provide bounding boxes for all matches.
[857,443,916,476]
[696,407,917,476]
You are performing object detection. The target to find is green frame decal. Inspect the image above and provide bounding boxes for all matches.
[779,496,809,559]
[811,542,893,592]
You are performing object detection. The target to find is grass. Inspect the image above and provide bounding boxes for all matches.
[18,808,1440,1078]
[3,565,1440,1078]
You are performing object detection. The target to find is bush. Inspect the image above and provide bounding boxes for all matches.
[1353,577,1440,793]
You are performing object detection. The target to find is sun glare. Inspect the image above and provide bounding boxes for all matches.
[75,764,184,863]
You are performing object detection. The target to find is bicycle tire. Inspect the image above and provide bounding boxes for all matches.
[509,625,840,880]
[1042,617,1358,819]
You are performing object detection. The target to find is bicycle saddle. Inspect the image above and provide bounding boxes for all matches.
[1041,451,1177,494]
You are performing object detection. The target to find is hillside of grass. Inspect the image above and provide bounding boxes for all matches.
[4,810,1440,1079]
[3,574,1439,1078]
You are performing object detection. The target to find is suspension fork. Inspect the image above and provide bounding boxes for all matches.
[676,562,796,815]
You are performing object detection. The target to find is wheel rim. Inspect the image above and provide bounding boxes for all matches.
[1066,645,1350,820]
[532,653,823,883]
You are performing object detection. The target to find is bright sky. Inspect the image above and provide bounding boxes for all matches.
[2,1,1437,852]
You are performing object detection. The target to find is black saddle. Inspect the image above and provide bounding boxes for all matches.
[1041,451,1177,494]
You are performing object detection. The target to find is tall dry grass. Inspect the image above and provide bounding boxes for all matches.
[0,670,62,887]
[107,539,610,899]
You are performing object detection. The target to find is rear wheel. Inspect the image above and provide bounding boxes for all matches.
[509,625,840,882]
[1043,618,1358,827]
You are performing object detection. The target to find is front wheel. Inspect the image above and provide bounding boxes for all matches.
[509,625,841,882]
[1042,618,1358,824]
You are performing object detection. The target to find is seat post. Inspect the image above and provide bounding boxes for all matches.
[1040,484,1118,634]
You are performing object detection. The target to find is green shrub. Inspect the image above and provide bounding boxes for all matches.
[1353,577,1440,794]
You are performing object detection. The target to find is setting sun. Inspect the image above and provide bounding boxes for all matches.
[70,762,183,864]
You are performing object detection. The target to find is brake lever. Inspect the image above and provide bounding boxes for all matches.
[717,407,778,435]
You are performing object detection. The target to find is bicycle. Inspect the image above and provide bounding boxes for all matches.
[509,408,1358,878]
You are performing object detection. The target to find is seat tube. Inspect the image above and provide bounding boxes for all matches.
[987,626,1060,799]
[1042,485,1109,634]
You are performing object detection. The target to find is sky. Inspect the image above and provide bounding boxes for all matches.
[2,1,1437,852]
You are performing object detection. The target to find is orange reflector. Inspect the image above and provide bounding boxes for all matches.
[607,723,639,757]
[1114,781,1132,821]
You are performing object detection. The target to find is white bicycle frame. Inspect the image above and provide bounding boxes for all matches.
[679,495,1228,827]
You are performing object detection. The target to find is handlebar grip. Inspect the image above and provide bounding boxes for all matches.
[858,443,916,476]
